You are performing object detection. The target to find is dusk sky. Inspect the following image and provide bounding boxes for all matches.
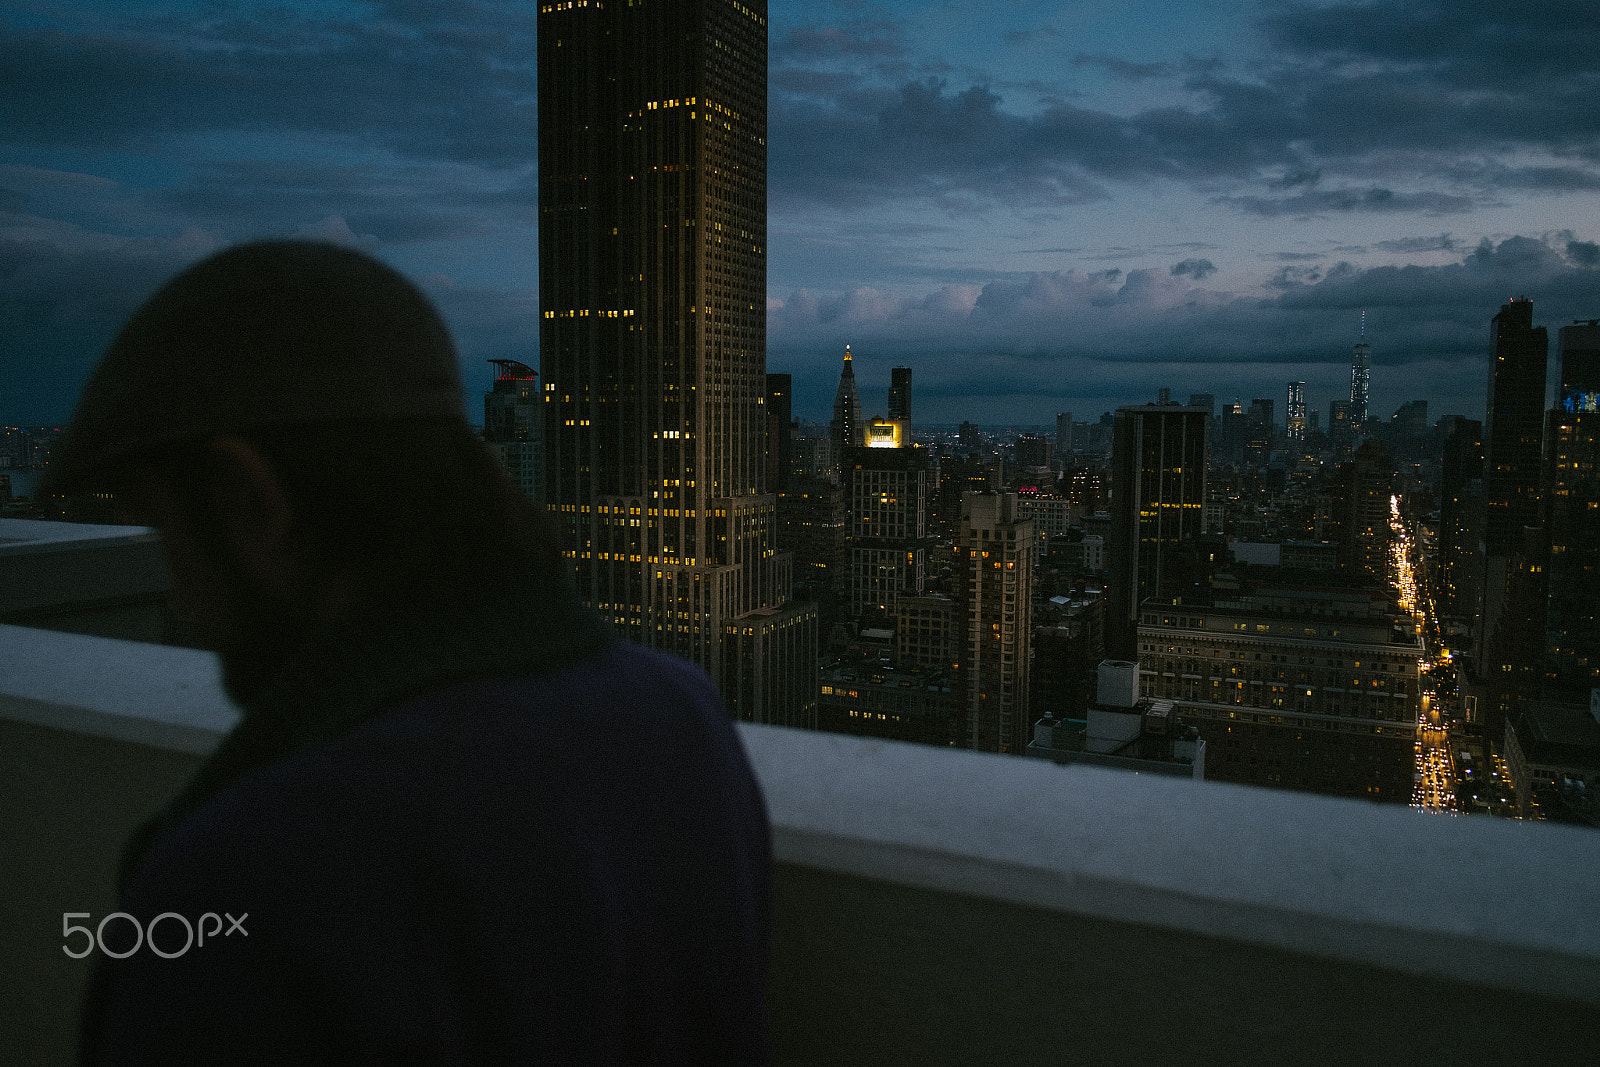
[4,0,1600,428]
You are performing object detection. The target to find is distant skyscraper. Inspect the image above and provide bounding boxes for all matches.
[888,366,912,424]
[539,0,815,720]
[1470,298,1550,737]
[843,439,935,622]
[1157,386,1172,404]
[1108,405,1208,657]
[1286,381,1307,441]
[1544,323,1600,698]
[958,493,1035,753]
[1186,394,1215,418]
[1015,433,1051,471]
[1329,399,1352,448]
[483,359,543,504]
[766,373,793,494]
[1350,315,1372,428]
[1483,299,1548,556]
[1558,319,1600,414]
[1439,419,1485,622]
[1391,399,1428,437]
[830,346,862,476]
[1056,411,1074,459]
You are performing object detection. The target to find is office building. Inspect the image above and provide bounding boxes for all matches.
[888,366,913,425]
[1483,298,1548,555]
[1137,589,1422,801]
[1107,405,1208,657]
[1328,400,1353,449]
[1334,439,1392,584]
[1503,695,1600,822]
[1439,419,1485,623]
[1350,330,1372,428]
[1544,323,1600,699]
[1016,433,1052,472]
[958,493,1035,753]
[1391,400,1428,438]
[483,359,544,504]
[830,346,862,475]
[538,0,816,718]
[1557,319,1600,414]
[1186,394,1215,419]
[1027,659,1205,779]
[1286,381,1306,442]
[1056,412,1074,459]
[766,373,793,494]
[843,440,936,623]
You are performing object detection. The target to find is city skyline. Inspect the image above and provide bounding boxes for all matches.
[5,1,1600,427]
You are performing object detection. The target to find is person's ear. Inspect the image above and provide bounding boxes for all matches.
[203,436,299,599]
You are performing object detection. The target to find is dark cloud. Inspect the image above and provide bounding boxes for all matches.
[778,18,904,57]
[1171,258,1218,281]
[1219,187,1476,217]
[770,235,1600,422]
[1072,53,1169,80]
[1374,234,1460,254]
[1568,240,1600,267]
[1005,27,1060,47]
[0,3,539,167]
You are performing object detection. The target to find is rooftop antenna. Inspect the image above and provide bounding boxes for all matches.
[1360,309,1366,339]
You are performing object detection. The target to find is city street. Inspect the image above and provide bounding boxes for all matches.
[1394,495,1458,814]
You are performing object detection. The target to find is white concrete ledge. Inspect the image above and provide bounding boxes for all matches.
[5,624,1597,1005]
[745,723,1600,1005]
[0,623,236,753]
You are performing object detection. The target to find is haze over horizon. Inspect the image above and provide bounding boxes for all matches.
[3,0,1598,428]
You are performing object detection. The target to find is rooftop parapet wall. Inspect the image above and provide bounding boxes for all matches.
[3,623,1598,1063]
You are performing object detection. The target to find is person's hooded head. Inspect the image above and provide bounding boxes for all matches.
[48,240,561,700]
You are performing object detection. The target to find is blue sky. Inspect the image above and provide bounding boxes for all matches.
[4,0,1600,428]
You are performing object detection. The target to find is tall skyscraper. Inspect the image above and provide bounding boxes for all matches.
[1107,405,1208,657]
[830,346,862,476]
[1483,298,1548,556]
[958,493,1035,753]
[888,366,912,424]
[765,372,792,494]
[1439,419,1485,622]
[1350,315,1372,428]
[483,359,544,504]
[1286,381,1306,441]
[842,437,935,623]
[1056,411,1074,458]
[538,0,815,721]
[1544,323,1600,699]
[1558,319,1600,414]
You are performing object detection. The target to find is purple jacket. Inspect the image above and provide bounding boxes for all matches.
[85,640,771,1064]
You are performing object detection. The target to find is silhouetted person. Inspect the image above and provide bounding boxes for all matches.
[48,241,770,1064]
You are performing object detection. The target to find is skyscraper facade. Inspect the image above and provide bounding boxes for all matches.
[538,0,815,713]
[842,440,935,622]
[483,359,544,504]
[1350,335,1372,428]
[1483,298,1548,556]
[1056,411,1074,459]
[1107,405,1208,657]
[888,366,912,424]
[1557,319,1600,414]
[957,492,1035,753]
[1544,323,1600,699]
[1286,381,1306,441]
[1439,418,1485,623]
[830,346,862,477]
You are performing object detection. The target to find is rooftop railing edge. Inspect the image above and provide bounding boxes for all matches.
[6,622,1598,1008]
